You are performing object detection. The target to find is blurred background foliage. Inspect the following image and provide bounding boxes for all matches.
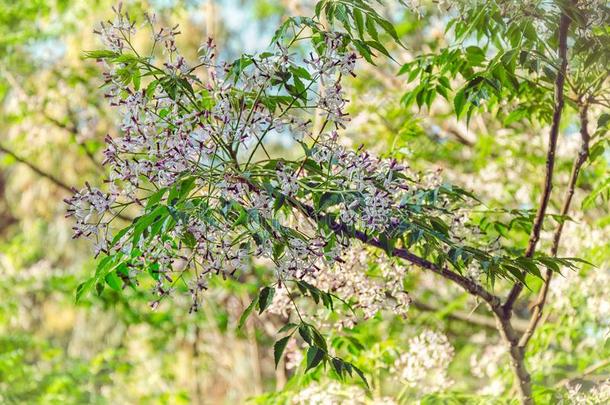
[0,0,608,404]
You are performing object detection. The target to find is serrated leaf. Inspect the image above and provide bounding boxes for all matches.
[305,346,325,372]
[258,286,276,314]
[274,336,291,368]
[299,324,312,345]
[332,358,344,378]
[278,322,299,334]
[310,327,327,351]
[365,15,379,41]
[352,364,369,388]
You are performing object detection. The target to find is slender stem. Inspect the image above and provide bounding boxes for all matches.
[503,11,572,317]
[412,300,529,333]
[518,102,590,348]
[43,110,103,169]
[500,10,573,404]
[555,358,610,388]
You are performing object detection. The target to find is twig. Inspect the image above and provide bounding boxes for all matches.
[500,11,572,404]
[0,143,132,221]
[518,102,590,348]
[43,111,103,169]
[0,143,73,191]
[555,358,610,388]
[412,300,529,333]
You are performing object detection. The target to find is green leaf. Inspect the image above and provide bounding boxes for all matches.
[310,327,328,351]
[274,336,291,368]
[299,324,312,345]
[377,18,399,42]
[353,8,365,38]
[332,358,345,378]
[75,278,95,303]
[238,295,259,329]
[597,113,610,129]
[132,205,168,244]
[503,264,527,284]
[258,286,276,314]
[305,346,325,372]
[365,15,379,41]
[454,89,466,118]
[582,178,610,209]
[515,257,542,279]
[104,271,122,291]
[146,187,168,210]
[537,257,561,273]
[366,40,392,60]
[465,45,486,66]
[317,192,342,211]
[83,50,119,59]
[278,322,299,334]
[132,70,141,90]
[352,364,369,388]
[95,281,105,296]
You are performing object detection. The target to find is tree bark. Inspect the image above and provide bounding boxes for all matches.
[500,11,572,403]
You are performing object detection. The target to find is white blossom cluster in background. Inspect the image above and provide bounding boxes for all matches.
[549,220,610,330]
[566,380,610,405]
[392,329,455,394]
[469,341,508,396]
[292,381,397,405]
[65,6,484,314]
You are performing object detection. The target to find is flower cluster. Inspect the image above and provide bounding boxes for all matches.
[566,380,610,405]
[267,248,410,325]
[293,381,396,405]
[68,8,485,317]
[392,329,455,394]
[469,341,508,396]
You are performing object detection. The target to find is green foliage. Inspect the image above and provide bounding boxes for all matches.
[0,0,609,404]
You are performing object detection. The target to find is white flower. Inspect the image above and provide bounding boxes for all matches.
[393,330,454,394]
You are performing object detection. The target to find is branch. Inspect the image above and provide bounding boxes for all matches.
[494,309,533,404]
[445,127,475,147]
[412,300,529,333]
[0,143,132,222]
[504,12,572,315]
[518,101,590,348]
[555,358,610,388]
[0,143,73,192]
[287,197,502,309]
[43,110,104,169]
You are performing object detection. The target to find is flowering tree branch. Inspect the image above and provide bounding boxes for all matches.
[63,2,607,402]
[286,195,502,308]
